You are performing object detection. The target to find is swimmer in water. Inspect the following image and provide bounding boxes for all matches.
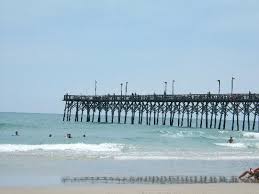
[227,136,233,143]
[66,133,72,138]
[12,131,19,136]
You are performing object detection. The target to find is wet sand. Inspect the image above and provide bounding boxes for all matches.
[1,183,259,194]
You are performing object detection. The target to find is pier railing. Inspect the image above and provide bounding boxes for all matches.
[63,93,259,102]
[62,93,259,131]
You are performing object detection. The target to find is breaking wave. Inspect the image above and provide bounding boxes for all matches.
[214,142,259,149]
[115,155,259,161]
[242,132,259,139]
[0,143,125,153]
[159,130,205,138]
[1,143,259,161]
[214,143,246,148]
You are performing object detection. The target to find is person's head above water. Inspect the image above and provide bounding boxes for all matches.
[228,136,234,143]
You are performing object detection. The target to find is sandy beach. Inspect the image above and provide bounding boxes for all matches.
[1,184,259,194]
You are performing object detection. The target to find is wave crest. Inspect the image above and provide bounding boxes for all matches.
[0,143,125,153]
[214,142,259,149]
[214,143,246,148]
[242,132,259,139]
[159,130,204,138]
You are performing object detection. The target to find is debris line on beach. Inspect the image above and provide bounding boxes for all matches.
[61,176,243,184]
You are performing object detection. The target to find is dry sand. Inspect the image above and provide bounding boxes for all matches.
[1,184,259,194]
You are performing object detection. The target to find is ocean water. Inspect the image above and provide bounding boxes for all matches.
[0,112,259,186]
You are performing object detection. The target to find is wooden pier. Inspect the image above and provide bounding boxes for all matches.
[63,93,259,131]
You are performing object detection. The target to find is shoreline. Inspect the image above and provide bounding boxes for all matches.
[1,184,259,194]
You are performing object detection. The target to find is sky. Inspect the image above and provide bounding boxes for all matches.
[0,0,259,113]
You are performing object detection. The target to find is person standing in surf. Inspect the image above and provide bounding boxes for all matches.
[227,137,233,143]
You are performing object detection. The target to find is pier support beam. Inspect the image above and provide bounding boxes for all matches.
[80,108,84,122]
[252,103,257,130]
[63,101,67,121]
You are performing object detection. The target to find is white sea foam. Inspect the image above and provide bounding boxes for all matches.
[115,155,259,161]
[0,143,124,153]
[242,132,259,139]
[214,143,247,148]
[115,155,181,160]
[218,131,229,134]
[160,131,204,138]
[1,143,259,161]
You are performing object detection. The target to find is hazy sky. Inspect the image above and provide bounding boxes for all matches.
[0,0,259,113]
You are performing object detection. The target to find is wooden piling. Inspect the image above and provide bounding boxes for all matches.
[153,110,156,125]
[218,103,223,129]
[181,103,185,127]
[98,109,101,123]
[195,103,199,128]
[66,103,70,121]
[149,110,152,125]
[156,110,159,125]
[231,103,235,131]
[248,103,250,130]
[252,104,256,130]
[75,102,79,122]
[186,102,190,127]
[236,103,239,131]
[80,108,84,122]
[63,101,67,121]
[223,103,228,130]
[172,103,176,126]
[242,102,246,131]
[205,102,208,128]
[200,103,204,128]
[213,102,218,128]
[189,102,194,128]
[111,109,114,123]
[92,108,95,122]
[178,102,181,127]
[210,102,214,128]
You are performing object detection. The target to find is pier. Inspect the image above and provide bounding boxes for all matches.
[63,93,259,131]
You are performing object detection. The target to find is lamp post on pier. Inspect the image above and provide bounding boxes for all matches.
[164,81,167,95]
[120,83,123,96]
[95,80,97,96]
[217,80,221,94]
[125,82,128,95]
[231,77,235,94]
[172,80,175,95]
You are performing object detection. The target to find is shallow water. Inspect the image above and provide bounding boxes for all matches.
[0,112,259,186]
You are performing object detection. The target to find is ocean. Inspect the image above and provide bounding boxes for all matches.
[0,112,259,186]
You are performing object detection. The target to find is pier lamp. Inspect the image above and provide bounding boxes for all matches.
[231,77,235,94]
[125,82,128,95]
[95,80,97,96]
[164,81,167,95]
[172,80,175,95]
[120,83,123,96]
[217,80,221,94]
